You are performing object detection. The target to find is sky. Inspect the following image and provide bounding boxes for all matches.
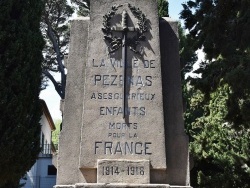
[39,0,188,121]
[168,0,186,21]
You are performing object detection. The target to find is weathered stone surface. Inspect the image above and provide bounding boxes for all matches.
[55,184,192,188]
[159,18,190,185]
[80,0,166,174]
[56,17,89,185]
[55,1,191,187]
[97,159,150,184]
[76,184,169,188]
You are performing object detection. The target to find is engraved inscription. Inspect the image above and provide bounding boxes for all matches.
[91,92,155,100]
[127,166,145,175]
[108,133,138,138]
[80,1,167,173]
[109,122,138,130]
[100,106,146,116]
[93,75,152,86]
[97,159,150,184]
[92,58,156,69]
[101,165,145,176]
[94,141,152,155]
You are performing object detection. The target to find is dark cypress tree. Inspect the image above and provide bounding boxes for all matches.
[0,0,44,187]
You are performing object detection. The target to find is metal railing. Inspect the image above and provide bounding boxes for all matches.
[40,143,58,155]
[41,144,51,154]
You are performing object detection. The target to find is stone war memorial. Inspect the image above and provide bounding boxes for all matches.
[55,0,191,187]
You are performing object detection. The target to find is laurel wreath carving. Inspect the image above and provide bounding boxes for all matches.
[102,4,148,55]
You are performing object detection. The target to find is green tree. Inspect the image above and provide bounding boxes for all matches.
[71,0,90,16]
[180,1,250,187]
[0,0,44,187]
[185,85,250,187]
[178,23,197,77]
[41,0,74,99]
[180,0,250,128]
[52,119,62,146]
[158,0,169,17]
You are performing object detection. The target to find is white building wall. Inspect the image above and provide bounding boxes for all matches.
[40,115,52,145]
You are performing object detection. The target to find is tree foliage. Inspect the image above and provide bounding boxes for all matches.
[181,0,250,128]
[185,85,250,187]
[180,1,250,187]
[41,0,74,99]
[0,0,44,187]
[178,23,198,78]
[71,0,90,16]
[158,0,169,17]
[52,119,62,146]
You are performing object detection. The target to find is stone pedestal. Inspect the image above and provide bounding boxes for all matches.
[54,0,191,187]
[56,184,191,188]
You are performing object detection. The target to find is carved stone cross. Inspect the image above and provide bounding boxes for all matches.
[102,4,148,118]
[111,10,137,118]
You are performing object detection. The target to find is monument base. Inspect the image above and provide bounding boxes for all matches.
[54,183,192,188]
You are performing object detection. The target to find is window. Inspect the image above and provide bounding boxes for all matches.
[47,165,57,175]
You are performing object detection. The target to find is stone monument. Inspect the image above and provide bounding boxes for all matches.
[55,0,191,187]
